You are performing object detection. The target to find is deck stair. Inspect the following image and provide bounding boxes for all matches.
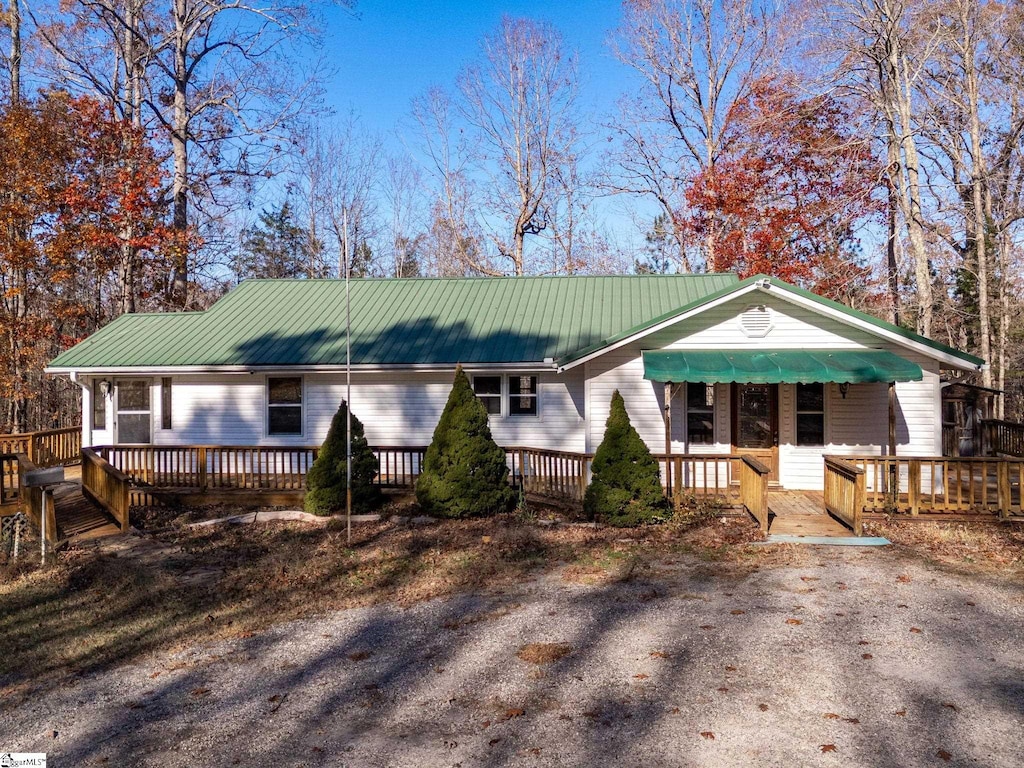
[767,490,852,537]
[53,483,122,541]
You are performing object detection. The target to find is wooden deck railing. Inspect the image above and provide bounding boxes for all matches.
[0,453,19,507]
[836,454,1024,519]
[16,454,58,546]
[0,426,82,489]
[982,419,1024,457]
[738,454,770,534]
[81,448,130,531]
[823,456,865,535]
[93,443,745,509]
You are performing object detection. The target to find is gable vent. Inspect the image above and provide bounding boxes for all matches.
[739,305,773,338]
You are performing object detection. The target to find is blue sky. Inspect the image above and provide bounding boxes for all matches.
[322,0,633,138]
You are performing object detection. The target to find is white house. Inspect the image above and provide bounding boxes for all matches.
[46,274,984,491]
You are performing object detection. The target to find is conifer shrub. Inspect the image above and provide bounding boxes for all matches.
[584,390,670,527]
[304,400,382,516]
[416,366,515,518]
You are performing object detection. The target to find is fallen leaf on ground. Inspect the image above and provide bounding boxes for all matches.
[785,618,803,625]
[504,708,525,719]
[936,749,952,761]
[730,609,745,615]
[862,653,873,660]
[347,651,372,661]
[190,687,210,697]
[843,718,860,724]
[489,738,501,746]
[634,673,649,680]
[700,731,715,740]
[909,627,922,634]
[724,665,737,671]
[717,687,728,693]
[700,624,715,630]
[650,651,671,659]
[942,702,958,712]
[858,640,870,645]
[516,643,571,664]
[758,704,769,711]
[820,744,837,753]
[894,710,906,717]
[823,713,841,720]
[896,574,912,583]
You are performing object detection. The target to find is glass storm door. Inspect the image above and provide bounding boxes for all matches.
[115,380,152,444]
[732,383,779,480]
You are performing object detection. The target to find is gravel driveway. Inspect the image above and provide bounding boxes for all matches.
[3,547,1023,767]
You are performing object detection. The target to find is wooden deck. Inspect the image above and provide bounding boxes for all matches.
[767,490,852,537]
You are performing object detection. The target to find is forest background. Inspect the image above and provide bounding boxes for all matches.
[1,0,1022,433]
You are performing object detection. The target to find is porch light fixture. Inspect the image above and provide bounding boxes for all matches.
[98,379,112,398]
[838,382,850,399]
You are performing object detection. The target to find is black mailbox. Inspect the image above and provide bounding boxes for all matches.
[24,467,65,487]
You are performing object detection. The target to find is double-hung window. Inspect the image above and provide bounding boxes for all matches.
[796,383,825,446]
[473,374,539,417]
[268,377,303,435]
[685,383,715,444]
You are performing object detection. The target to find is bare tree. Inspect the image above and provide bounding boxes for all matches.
[607,0,778,272]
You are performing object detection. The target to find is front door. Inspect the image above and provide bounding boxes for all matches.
[732,383,780,481]
[115,380,152,444]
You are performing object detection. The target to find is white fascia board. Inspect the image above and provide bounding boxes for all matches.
[557,283,763,372]
[557,281,983,374]
[45,361,559,376]
[767,288,984,371]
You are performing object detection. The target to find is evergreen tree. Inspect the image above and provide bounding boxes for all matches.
[584,390,670,526]
[237,200,322,280]
[304,400,382,516]
[416,366,515,518]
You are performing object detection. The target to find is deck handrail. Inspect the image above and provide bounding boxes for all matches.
[81,448,131,532]
[823,456,865,535]
[738,454,770,534]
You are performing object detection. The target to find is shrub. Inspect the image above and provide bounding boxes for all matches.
[416,366,515,518]
[584,390,669,527]
[304,400,382,516]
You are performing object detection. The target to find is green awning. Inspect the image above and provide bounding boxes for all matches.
[642,349,923,384]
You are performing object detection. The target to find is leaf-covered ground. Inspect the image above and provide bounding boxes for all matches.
[1,514,1022,766]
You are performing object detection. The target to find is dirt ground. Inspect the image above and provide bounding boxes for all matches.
[1,514,1022,767]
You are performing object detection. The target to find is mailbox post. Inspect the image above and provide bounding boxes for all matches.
[24,466,65,566]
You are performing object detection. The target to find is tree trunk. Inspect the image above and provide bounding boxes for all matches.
[9,0,20,103]
[169,0,190,307]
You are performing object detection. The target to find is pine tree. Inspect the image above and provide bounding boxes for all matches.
[416,366,515,518]
[304,400,382,516]
[584,390,669,526]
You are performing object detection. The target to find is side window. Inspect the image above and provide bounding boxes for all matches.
[93,380,107,430]
[473,376,503,415]
[686,383,715,444]
[268,377,303,435]
[509,375,538,415]
[796,383,825,446]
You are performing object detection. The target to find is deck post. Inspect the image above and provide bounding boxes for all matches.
[908,459,921,516]
[888,382,897,455]
[997,462,1011,520]
[198,446,208,492]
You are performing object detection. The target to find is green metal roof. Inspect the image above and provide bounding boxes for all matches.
[642,349,924,384]
[48,274,740,369]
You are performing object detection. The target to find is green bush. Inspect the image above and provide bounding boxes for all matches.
[304,400,382,516]
[416,366,515,518]
[584,390,670,527]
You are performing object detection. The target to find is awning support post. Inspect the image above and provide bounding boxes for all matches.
[888,381,898,508]
[664,381,672,495]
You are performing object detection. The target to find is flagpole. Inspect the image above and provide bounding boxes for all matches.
[344,208,352,546]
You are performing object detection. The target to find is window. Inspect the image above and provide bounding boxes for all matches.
[473,374,540,417]
[796,383,825,446]
[473,376,503,415]
[92,380,107,430]
[116,380,151,444]
[161,378,172,430]
[268,377,303,435]
[685,383,714,444]
[509,376,538,415]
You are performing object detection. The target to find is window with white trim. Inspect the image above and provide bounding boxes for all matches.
[268,376,303,435]
[685,382,715,444]
[473,375,503,415]
[796,383,825,446]
[473,374,539,417]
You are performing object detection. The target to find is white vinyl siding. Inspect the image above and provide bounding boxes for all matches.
[149,369,587,453]
[586,292,943,490]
